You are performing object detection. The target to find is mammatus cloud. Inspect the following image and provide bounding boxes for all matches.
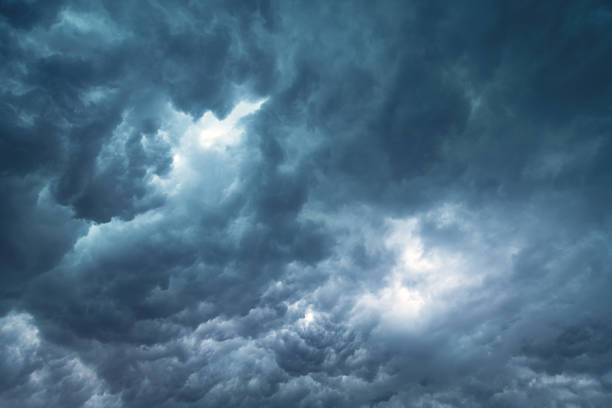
[1,1,612,407]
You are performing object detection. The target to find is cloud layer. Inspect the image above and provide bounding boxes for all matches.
[2,1,612,407]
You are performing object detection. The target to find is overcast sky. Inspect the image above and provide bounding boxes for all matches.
[1,1,612,407]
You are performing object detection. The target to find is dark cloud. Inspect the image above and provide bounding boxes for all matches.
[1,0,612,407]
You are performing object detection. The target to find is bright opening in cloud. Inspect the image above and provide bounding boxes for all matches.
[196,98,267,150]
[354,210,485,331]
[151,97,267,196]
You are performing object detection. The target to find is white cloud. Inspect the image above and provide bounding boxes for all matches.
[151,98,267,198]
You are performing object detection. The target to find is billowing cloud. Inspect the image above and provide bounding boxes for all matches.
[1,1,612,407]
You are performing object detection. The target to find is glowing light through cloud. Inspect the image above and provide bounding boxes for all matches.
[196,98,267,151]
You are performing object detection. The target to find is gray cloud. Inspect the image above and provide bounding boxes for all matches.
[1,0,612,407]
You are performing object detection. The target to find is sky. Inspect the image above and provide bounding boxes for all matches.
[1,1,612,407]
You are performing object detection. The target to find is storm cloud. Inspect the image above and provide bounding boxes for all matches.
[1,0,612,407]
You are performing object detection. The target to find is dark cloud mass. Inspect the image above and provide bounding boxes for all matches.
[1,0,612,407]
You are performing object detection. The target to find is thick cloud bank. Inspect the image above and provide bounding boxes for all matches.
[2,1,612,407]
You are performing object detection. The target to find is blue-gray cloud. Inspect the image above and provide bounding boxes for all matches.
[1,1,612,407]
